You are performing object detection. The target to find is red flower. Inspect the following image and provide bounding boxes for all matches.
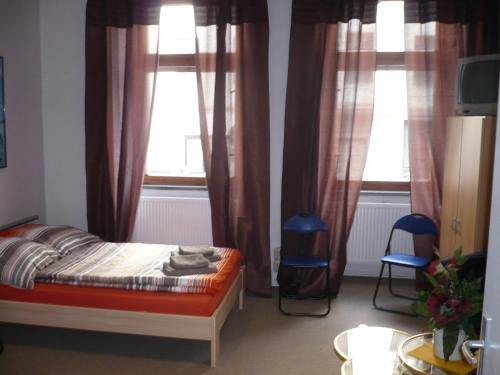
[427,260,443,275]
[438,276,449,285]
[458,299,472,314]
[447,298,461,308]
[427,292,445,316]
[428,295,472,325]
[412,248,483,341]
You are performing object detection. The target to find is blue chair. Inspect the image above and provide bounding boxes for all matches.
[372,213,438,315]
[278,213,331,317]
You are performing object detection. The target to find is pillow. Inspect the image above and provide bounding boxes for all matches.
[16,225,103,257]
[0,237,60,289]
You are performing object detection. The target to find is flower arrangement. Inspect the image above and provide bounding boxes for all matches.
[411,248,483,361]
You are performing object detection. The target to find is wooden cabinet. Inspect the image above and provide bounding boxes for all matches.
[440,116,496,259]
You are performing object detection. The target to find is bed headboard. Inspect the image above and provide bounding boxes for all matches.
[0,215,39,232]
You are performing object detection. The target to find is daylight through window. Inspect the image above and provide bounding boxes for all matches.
[145,5,206,186]
[362,1,410,190]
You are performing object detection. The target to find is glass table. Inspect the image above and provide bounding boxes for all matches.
[334,325,411,375]
[341,358,413,375]
[398,333,474,375]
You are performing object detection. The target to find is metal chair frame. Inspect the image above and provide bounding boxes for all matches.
[372,213,438,316]
[278,214,331,317]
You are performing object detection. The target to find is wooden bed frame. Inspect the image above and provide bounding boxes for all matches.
[0,216,245,367]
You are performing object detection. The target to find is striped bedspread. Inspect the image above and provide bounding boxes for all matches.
[36,242,242,295]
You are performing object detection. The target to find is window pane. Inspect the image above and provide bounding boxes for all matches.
[376,1,404,52]
[146,72,204,177]
[363,70,409,182]
[159,5,195,54]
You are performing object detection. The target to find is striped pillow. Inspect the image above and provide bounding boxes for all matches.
[17,226,103,257]
[0,237,60,289]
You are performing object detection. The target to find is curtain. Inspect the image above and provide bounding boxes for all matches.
[281,0,378,295]
[193,0,271,295]
[85,0,161,241]
[405,0,498,225]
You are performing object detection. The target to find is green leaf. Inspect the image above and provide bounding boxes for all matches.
[443,326,460,361]
[411,301,430,317]
[424,272,447,295]
[416,290,430,300]
[448,268,459,284]
[463,321,477,339]
[454,247,466,266]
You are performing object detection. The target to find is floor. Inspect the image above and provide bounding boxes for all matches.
[0,277,425,375]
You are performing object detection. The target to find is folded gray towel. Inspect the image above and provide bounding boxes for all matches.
[162,262,217,276]
[179,245,214,256]
[170,254,209,269]
[204,254,221,262]
[171,250,221,263]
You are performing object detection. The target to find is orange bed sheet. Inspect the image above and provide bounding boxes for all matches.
[0,265,240,317]
[0,224,242,317]
[0,223,42,237]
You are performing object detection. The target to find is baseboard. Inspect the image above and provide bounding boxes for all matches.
[344,260,414,279]
[271,260,414,286]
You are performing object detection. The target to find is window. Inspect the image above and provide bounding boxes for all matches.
[362,1,410,191]
[147,2,409,189]
[144,4,206,186]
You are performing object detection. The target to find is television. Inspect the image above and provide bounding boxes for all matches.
[456,54,500,116]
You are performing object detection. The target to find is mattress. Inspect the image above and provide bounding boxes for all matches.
[0,262,241,317]
[0,224,243,316]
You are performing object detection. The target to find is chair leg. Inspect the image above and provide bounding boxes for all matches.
[388,264,418,301]
[388,263,393,294]
[325,264,331,316]
[278,284,287,315]
[278,266,331,317]
[372,262,385,310]
[373,262,418,316]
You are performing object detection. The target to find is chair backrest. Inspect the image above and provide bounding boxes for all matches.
[392,214,438,236]
[282,213,327,233]
[385,214,438,257]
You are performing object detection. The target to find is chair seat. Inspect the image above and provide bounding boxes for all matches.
[281,255,329,268]
[381,253,430,268]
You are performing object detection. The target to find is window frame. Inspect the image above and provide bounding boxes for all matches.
[362,1,409,192]
[147,0,410,191]
[144,1,206,187]
[362,52,408,191]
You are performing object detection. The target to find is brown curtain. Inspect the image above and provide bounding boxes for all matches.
[404,0,498,225]
[281,0,378,295]
[193,0,271,295]
[85,0,161,241]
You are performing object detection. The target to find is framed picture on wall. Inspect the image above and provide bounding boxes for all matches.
[0,56,5,168]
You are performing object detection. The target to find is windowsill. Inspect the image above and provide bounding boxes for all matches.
[360,189,410,196]
[142,184,208,198]
[361,181,410,191]
[143,184,207,191]
[141,185,408,201]
[359,189,410,204]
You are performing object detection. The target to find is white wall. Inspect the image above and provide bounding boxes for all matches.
[33,0,295,248]
[268,0,293,282]
[39,0,87,230]
[0,0,46,225]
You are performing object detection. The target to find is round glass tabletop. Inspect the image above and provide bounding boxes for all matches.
[334,324,410,360]
[341,358,413,375]
[334,325,411,375]
[398,333,454,375]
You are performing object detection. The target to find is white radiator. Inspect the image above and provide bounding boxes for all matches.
[131,196,213,245]
[133,196,414,279]
[345,202,413,278]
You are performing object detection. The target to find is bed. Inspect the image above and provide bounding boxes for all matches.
[0,216,244,367]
